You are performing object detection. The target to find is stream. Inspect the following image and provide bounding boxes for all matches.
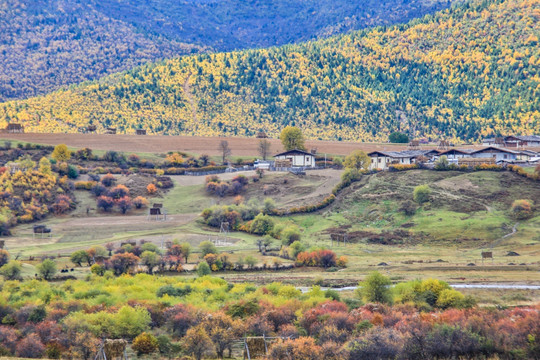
[298,284,540,293]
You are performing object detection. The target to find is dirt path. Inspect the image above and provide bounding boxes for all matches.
[170,170,257,186]
[55,213,197,228]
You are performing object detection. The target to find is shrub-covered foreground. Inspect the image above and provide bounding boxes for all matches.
[0,274,538,359]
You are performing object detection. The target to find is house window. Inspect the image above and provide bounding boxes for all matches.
[504,154,507,159]
[378,158,381,163]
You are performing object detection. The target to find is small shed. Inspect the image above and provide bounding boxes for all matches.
[136,129,147,135]
[106,127,117,135]
[87,125,97,133]
[274,149,316,168]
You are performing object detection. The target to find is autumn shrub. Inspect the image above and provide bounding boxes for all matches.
[358,271,393,304]
[399,200,417,215]
[280,226,301,245]
[197,261,211,276]
[389,164,419,172]
[181,326,213,360]
[296,249,338,268]
[51,144,71,162]
[74,181,96,190]
[67,165,79,179]
[116,196,133,214]
[413,184,431,204]
[109,253,140,275]
[91,183,107,196]
[100,173,116,187]
[108,184,130,199]
[132,196,149,209]
[132,332,158,355]
[37,259,57,280]
[511,199,534,220]
[97,196,114,212]
[146,183,157,194]
[436,289,466,309]
[90,264,106,276]
[0,260,22,280]
[269,337,322,360]
[0,250,9,267]
[201,205,243,230]
[250,213,275,235]
[52,194,72,214]
[16,333,45,358]
[348,328,403,359]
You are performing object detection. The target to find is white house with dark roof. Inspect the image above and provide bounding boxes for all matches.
[470,146,518,162]
[516,150,540,162]
[274,149,316,168]
[436,148,475,160]
[368,150,439,170]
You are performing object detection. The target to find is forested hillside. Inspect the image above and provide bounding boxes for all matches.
[0,0,455,101]
[1,0,538,142]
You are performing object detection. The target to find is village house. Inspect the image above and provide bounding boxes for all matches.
[436,148,475,162]
[470,146,518,163]
[516,150,540,162]
[368,150,439,170]
[273,149,316,168]
[482,135,540,147]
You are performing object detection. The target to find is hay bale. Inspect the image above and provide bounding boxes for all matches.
[245,337,267,358]
[104,339,127,359]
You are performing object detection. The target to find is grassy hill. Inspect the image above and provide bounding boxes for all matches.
[1,0,537,141]
[0,0,455,101]
[301,170,540,244]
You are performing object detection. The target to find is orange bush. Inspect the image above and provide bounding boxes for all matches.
[146,183,157,194]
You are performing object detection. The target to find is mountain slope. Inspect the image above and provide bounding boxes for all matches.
[0,0,455,101]
[1,0,538,142]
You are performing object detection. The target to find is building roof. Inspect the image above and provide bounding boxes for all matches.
[518,150,540,156]
[512,135,540,141]
[274,149,315,157]
[471,146,519,155]
[368,150,438,159]
[438,148,475,155]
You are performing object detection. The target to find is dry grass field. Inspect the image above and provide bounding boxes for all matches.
[0,132,424,156]
[3,133,539,159]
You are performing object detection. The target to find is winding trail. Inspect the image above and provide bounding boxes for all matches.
[484,222,519,250]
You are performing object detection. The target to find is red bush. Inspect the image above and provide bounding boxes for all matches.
[16,333,45,358]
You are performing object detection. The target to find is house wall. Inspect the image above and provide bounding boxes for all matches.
[472,151,516,162]
[440,153,472,160]
[275,154,315,167]
[370,155,391,170]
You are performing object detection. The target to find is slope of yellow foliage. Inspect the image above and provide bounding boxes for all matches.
[1,0,538,142]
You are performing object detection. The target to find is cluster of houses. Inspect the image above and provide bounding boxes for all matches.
[367,146,540,170]
[482,135,540,148]
[258,144,540,171]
